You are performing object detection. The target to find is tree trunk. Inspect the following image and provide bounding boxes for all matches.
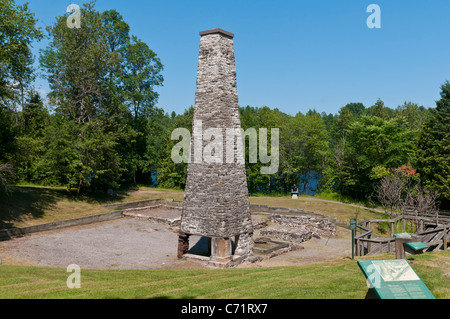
[77,179,83,195]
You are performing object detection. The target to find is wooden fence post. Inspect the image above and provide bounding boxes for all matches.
[444,226,448,251]
[356,239,360,256]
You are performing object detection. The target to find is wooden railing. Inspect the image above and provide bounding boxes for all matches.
[354,214,450,256]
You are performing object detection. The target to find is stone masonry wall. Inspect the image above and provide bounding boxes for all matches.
[259,214,337,244]
[180,30,253,239]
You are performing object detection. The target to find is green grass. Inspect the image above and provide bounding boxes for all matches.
[248,196,386,224]
[0,185,184,229]
[0,252,448,299]
[314,192,375,207]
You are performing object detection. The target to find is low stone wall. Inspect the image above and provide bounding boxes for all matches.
[122,204,182,227]
[268,214,336,237]
[260,225,314,243]
[250,204,315,215]
[104,198,183,211]
[257,214,337,244]
[0,211,124,241]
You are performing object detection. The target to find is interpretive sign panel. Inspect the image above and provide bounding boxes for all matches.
[358,259,435,299]
[350,218,357,231]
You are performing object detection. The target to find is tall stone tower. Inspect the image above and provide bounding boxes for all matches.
[178,28,253,267]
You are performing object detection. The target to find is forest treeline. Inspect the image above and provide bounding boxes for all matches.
[1,1,449,208]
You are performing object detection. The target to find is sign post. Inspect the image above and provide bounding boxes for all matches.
[350,218,357,259]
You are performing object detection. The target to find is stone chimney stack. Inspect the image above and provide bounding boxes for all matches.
[178,28,254,267]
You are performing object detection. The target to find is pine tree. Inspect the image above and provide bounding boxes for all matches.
[416,81,450,207]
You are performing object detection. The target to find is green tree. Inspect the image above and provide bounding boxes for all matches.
[365,99,394,120]
[343,102,365,118]
[396,101,430,131]
[119,36,164,185]
[343,115,415,198]
[38,1,164,192]
[0,0,43,117]
[22,91,48,136]
[319,106,355,194]
[12,91,49,183]
[0,106,16,163]
[283,110,329,195]
[416,82,450,207]
[40,2,112,124]
[157,107,193,189]
[0,0,42,187]
[122,35,164,123]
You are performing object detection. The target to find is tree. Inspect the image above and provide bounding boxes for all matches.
[319,106,357,194]
[40,2,112,124]
[0,0,42,184]
[375,167,439,223]
[343,102,365,118]
[337,115,415,198]
[157,107,193,189]
[22,90,48,136]
[0,0,43,118]
[376,174,405,218]
[12,91,49,183]
[416,81,450,208]
[0,105,16,163]
[122,36,164,123]
[283,110,329,195]
[349,116,415,169]
[396,101,429,132]
[365,99,393,119]
[38,1,164,192]
[0,162,15,194]
[119,36,164,185]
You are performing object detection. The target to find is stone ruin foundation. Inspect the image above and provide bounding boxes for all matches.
[177,28,254,268]
[123,203,337,266]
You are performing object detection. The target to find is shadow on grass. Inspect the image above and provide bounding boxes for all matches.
[0,186,127,230]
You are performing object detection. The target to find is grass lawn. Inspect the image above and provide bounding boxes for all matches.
[0,252,448,299]
[248,196,386,223]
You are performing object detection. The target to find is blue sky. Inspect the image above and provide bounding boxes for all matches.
[20,0,450,116]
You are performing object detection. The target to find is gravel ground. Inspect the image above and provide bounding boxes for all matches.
[0,218,208,270]
[240,227,352,268]
[0,217,352,270]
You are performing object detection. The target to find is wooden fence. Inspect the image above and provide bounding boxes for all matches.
[354,214,450,256]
